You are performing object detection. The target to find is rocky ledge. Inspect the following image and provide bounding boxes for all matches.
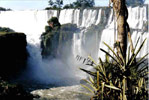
[0,27,33,100]
[0,31,28,79]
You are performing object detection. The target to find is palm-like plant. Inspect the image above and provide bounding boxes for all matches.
[80,37,148,100]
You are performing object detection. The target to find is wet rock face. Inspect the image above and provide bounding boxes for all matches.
[41,25,60,58]
[31,85,91,100]
[40,17,79,58]
[0,32,28,79]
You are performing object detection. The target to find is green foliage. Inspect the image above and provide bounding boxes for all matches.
[41,18,79,58]
[126,0,145,6]
[48,0,63,9]
[80,37,148,100]
[47,17,61,27]
[63,4,74,9]
[63,0,95,9]
[0,27,14,32]
[0,7,11,11]
[73,0,95,8]
[41,17,61,58]
[0,79,33,100]
[0,27,15,36]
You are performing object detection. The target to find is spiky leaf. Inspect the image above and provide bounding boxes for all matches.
[81,84,94,94]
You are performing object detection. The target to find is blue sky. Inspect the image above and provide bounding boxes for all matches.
[0,0,148,10]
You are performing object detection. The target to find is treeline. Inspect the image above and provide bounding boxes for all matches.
[45,0,146,10]
[126,0,145,6]
[45,0,95,10]
[0,7,11,11]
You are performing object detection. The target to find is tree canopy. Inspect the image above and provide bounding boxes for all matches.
[63,0,95,9]
[126,0,145,6]
[48,0,63,8]
[46,0,146,10]
[0,7,11,11]
[73,0,95,8]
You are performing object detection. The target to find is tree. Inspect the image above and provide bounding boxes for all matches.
[112,0,128,99]
[48,0,63,18]
[0,7,11,11]
[112,0,127,59]
[48,0,63,9]
[73,0,95,8]
[79,0,148,100]
[63,4,74,9]
[126,0,145,6]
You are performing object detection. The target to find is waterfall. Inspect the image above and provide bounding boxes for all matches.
[0,6,148,86]
[98,6,148,60]
[0,10,81,85]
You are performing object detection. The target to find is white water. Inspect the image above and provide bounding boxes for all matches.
[0,6,148,85]
[98,6,148,60]
[59,9,102,27]
[0,10,81,85]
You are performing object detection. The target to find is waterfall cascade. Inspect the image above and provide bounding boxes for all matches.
[98,6,148,60]
[0,6,148,86]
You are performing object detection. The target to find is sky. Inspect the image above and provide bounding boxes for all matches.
[0,0,149,10]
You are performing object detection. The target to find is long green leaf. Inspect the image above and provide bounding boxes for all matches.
[89,75,95,84]
[92,65,100,71]
[134,37,140,52]
[100,48,120,66]
[99,58,106,77]
[136,53,148,66]
[82,79,97,91]
[98,58,106,79]
[99,72,106,80]
[81,84,94,94]
[103,42,121,63]
[97,71,100,89]
[128,38,147,66]
[127,46,130,64]
[139,71,149,77]
[138,65,148,73]
[136,59,147,68]
[88,56,98,65]
[105,84,121,91]
[80,68,96,77]
[138,78,144,88]
[77,92,93,96]
[101,82,105,100]
[105,54,110,63]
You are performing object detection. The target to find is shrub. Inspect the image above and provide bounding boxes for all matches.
[80,37,148,100]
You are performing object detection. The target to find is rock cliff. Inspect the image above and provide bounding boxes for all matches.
[0,27,28,79]
[41,17,79,58]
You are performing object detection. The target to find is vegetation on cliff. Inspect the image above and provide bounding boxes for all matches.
[0,27,14,35]
[45,0,95,10]
[41,17,79,58]
[126,0,145,6]
[0,7,11,11]
[0,27,33,100]
[41,17,61,58]
[0,79,33,100]
[64,0,95,9]
[0,27,28,78]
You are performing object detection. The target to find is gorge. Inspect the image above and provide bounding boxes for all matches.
[0,5,148,95]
